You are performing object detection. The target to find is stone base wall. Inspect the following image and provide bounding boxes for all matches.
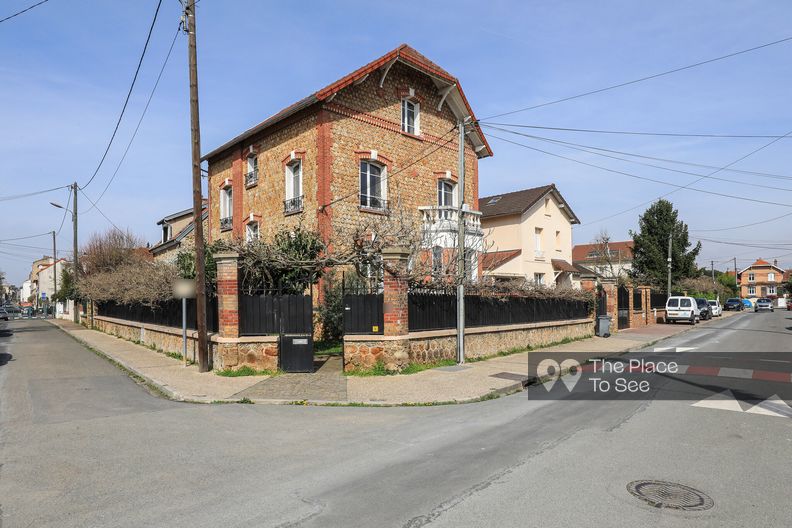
[344,318,593,372]
[93,316,278,371]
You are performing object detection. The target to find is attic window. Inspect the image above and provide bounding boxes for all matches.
[486,196,502,205]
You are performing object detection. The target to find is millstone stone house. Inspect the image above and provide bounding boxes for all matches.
[201,44,492,285]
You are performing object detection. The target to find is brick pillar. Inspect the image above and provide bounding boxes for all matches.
[215,252,239,338]
[600,278,618,332]
[643,286,652,325]
[382,247,410,337]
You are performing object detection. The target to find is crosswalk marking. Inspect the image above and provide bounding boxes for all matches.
[691,391,791,419]
[691,390,744,412]
[745,395,792,418]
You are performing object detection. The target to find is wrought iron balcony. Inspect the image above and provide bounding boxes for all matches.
[220,216,233,231]
[284,195,304,215]
[245,169,258,187]
[359,194,389,213]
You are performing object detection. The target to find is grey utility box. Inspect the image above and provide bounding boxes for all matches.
[596,315,612,338]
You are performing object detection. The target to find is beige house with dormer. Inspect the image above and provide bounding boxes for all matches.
[480,184,581,288]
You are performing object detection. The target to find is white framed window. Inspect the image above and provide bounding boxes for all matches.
[437,179,455,219]
[534,227,543,258]
[245,221,259,242]
[748,272,755,282]
[748,286,756,295]
[219,186,233,230]
[162,224,172,243]
[769,285,776,295]
[534,273,545,286]
[555,230,561,251]
[768,272,775,282]
[401,98,419,135]
[284,160,303,214]
[246,155,258,186]
[360,160,387,210]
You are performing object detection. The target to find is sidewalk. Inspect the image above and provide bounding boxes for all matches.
[49,312,739,405]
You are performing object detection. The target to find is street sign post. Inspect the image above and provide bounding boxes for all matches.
[173,279,196,366]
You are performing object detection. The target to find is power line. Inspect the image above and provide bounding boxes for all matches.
[78,188,122,232]
[479,130,792,181]
[482,34,792,119]
[485,132,792,209]
[690,211,792,233]
[79,0,163,190]
[478,122,792,140]
[0,0,49,24]
[695,238,792,251]
[84,24,180,212]
[0,184,69,202]
[0,232,53,242]
[0,241,72,253]
[482,125,792,192]
[55,186,72,235]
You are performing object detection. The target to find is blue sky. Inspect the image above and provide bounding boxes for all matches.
[2,0,792,285]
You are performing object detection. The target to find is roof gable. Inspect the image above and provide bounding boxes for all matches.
[480,184,580,223]
[572,241,634,262]
[202,44,492,161]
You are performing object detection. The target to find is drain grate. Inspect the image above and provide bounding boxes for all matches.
[627,480,714,511]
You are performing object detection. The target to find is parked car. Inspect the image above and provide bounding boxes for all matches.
[665,296,700,324]
[723,298,743,311]
[695,298,713,320]
[741,299,753,310]
[788,301,792,311]
[708,299,722,317]
[754,298,774,312]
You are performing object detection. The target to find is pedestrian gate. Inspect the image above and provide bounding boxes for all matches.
[617,285,630,329]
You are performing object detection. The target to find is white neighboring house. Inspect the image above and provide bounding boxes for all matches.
[572,240,634,279]
[35,258,67,306]
[480,184,581,288]
[21,280,32,303]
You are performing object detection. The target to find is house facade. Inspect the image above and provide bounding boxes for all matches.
[150,202,208,263]
[480,184,581,288]
[737,258,785,298]
[202,45,491,279]
[572,240,634,278]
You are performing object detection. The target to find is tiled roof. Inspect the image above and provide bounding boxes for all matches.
[202,44,491,161]
[480,184,580,223]
[572,241,634,262]
[551,259,577,273]
[481,249,521,271]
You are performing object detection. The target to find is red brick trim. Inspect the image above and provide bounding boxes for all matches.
[232,151,244,239]
[354,150,392,167]
[281,149,306,166]
[217,177,233,188]
[396,87,425,104]
[434,170,457,183]
[243,213,261,225]
[316,109,334,247]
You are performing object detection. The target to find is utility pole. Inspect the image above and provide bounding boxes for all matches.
[711,260,715,285]
[184,0,209,372]
[52,230,56,319]
[72,181,79,324]
[666,231,672,295]
[734,257,738,296]
[455,118,467,364]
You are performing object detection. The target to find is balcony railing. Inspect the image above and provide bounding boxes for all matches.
[418,206,483,237]
[284,195,304,215]
[245,169,258,187]
[220,216,233,231]
[359,194,389,212]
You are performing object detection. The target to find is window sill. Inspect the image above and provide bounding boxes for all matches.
[220,227,233,232]
[400,130,424,141]
[359,206,389,216]
[245,181,258,189]
[284,209,303,217]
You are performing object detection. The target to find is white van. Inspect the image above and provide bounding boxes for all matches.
[665,296,700,325]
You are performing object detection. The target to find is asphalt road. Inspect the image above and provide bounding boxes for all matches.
[1,314,791,528]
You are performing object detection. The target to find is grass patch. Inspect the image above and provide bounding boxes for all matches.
[344,358,457,377]
[164,351,183,361]
[314,340,343,356]
[238,397,254,404]
[215,365,280,377]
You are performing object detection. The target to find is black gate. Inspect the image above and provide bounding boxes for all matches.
[239,290,314,372]
[343,293,384,335]
[617,285,630,329]
[597,290,608,316]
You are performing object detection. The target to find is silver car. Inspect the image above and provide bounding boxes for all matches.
[754,298,774,312]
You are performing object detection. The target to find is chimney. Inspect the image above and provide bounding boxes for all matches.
[774,259,778,267]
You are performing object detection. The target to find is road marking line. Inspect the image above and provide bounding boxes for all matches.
[760,359,791,364]
[718,367,753,379]
[744,395,792,418]
[752,370,792,383]
[686,366,721,376]
[691,390,743,412]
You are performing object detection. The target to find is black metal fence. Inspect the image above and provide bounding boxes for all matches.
[343,293,384,334]
[97,296,218,333]
[239,291,312,336]
[650,292,668,309]
[408,291,590,332]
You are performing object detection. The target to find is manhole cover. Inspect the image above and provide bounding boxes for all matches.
[627,480,714,511]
